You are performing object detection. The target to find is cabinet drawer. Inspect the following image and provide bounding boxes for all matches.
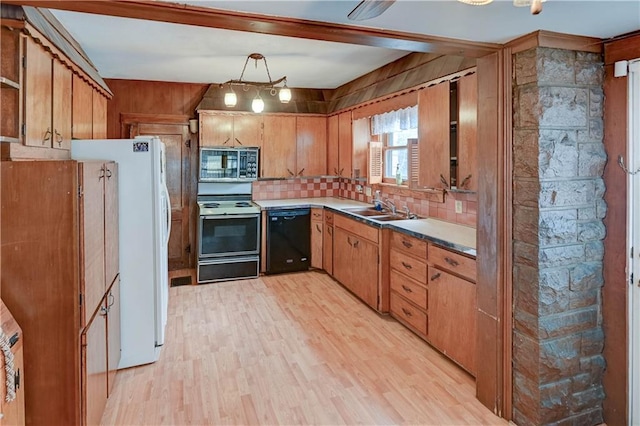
[325,211,334,225]
[391,231,427,259]
[311,208,324,221]
[390,248,427,284]
[390,269,427,309]
[334,214,379,243]
[429,245,476,282]
[390,292,427,336]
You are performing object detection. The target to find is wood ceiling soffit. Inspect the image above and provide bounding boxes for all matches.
[604,31,640,64]
[506,30,602,54]
[2,0,501,57]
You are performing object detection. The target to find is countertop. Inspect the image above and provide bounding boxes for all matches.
[254,197,476,256]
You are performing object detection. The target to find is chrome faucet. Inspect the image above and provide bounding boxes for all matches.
[382,198,397,215]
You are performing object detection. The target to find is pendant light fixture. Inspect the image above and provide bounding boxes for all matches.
[457,0,493,5]
[220,53,291,113]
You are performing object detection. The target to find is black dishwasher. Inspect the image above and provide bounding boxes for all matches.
[266,208,310,274]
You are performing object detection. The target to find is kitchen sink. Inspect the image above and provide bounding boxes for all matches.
[369,215,411,222]
[343,207,391,216]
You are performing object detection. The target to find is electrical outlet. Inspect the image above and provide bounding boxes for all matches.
[365,187,372,196]
[355,184,363,193]
[455,200,463,214]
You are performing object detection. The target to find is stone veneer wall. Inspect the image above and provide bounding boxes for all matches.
[252,177,477,227]
[512,47,607,425]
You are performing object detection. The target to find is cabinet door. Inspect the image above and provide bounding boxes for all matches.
[418,82,450,189]
[428,269,477,375]
[104,162,119,287]
[199,113,232,146]
[72,74,94,140]
[79,161,106,326]
[232,114,262,147]
[337,111,352,177]
[349,235,379,309]
[52,59,72,149]
[83,302,108,426]
[352,117,370,179]
[24,37,52,147]
[92,91,107,139]
[262,115,296,177]
[106,279,121,395]
[327,114,339,175]
[311,219,323,269]
[323,223,333,275]
[333,227,353,289]
[457,73,478,192]
[296,116,327,176]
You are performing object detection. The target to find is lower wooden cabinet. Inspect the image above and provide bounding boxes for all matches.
[323,211,334,274]
[333,215,380,310]
[84,302,108,426]
[107,279,121,395]
[311,208,324,269]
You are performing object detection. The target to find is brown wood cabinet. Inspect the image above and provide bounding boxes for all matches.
[323,211,334,275]
[92,90,107,139]
[199,112,262,147]
[337,111,353,177]
[326,114,339,176]
[72,73,94,140]
[351,117,370,179]
[1,160,120,425]
[427,244,477,375]
[262,115,297,177]
[296,115,327,176]
[106,279,121,395]
[333,214,380,310]
[1,26,21,144]
[418,81,450,189]
[310,208,323,269]
[457,73,478,191]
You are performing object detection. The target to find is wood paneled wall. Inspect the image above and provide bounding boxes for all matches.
[602,31,640,426]
[105,79,208,138]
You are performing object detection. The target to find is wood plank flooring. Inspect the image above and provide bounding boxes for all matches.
[101,271,506,425]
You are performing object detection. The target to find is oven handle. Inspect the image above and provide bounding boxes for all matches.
[201,214,260,220]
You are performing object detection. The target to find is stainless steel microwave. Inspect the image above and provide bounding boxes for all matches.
[199,147,259,182]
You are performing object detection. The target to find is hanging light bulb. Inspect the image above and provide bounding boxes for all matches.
[279,81,292,104]
[224,85,237,107]
[251,91,265,113]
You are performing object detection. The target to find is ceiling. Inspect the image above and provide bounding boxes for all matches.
[48,0,640,89]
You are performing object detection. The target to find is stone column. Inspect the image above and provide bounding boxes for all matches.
[512,47,606,425]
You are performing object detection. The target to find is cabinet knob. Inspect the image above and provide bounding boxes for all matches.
[430,272,441,281]
[402,240,413,249]
[444,257,459,267]
[42,128,52,145]
[54,129,63,146]
[401,285,413,293]
[402,308,412,317]
[316,224,322,233]
[401,261,412,270]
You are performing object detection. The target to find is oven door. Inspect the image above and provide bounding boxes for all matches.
[199,214,260,258]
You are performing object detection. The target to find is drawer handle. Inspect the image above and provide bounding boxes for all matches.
[328,227,332,236]
[223,137,230,145]
[401,261,412,270]
[402,240,413,249]
[401,285,413,293]
[347,236,352,246]
[235,138,243,145]
[353,239,359,248]
[316,224,322,232]
[445,257,459,267]
[430,272,441,281]
[402,308,412,317]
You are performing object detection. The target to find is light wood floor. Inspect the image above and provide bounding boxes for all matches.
[101,271,506,425]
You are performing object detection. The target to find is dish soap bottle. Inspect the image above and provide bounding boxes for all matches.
[395,164,402,185]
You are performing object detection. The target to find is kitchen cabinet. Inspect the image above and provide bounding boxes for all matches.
[327,114,339,175]
[418,81,450,189]
[0,301,25,426]
[262,115,297,177]
[337,111,352,177]
[351,117,370,179]
[323,211,334,275]
[1,25,21,144]
[389,232,429,337]
[333,214,380,310]
[1,160,120,425]
[310,208,324,269]
[92,89,108,139]
[23,37,72,150]
[427,244,477,375]
[457,73,478,191]
[199,112,262,148]
[72,73,94,140]
[106,279,121,395]
[296,115,327,176]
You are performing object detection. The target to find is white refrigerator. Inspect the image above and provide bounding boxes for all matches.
[72,136,171,368]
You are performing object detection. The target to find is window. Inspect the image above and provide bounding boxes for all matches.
[383,128,417,182]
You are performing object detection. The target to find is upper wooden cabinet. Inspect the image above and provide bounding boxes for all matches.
[199,112,262,147]
[296,115,327,177]
[52,59,72,149]
[457,73,478,192]
[327,114,339,176]
[417,73,477,191]
[418,81,450,189]
[337,111,353,177]
[262,115,296,177]
[352,117,371,179]
[92,90,108,139]
[72,74,94,140]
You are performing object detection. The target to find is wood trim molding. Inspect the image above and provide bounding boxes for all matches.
[120,113,190,125]
[604,31,640,64]
[506,30,602,54]
[3,0,501,58]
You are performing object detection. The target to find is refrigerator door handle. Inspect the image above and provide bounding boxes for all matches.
[163,184,171,246]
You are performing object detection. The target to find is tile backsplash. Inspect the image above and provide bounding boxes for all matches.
[252,177,477,228]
